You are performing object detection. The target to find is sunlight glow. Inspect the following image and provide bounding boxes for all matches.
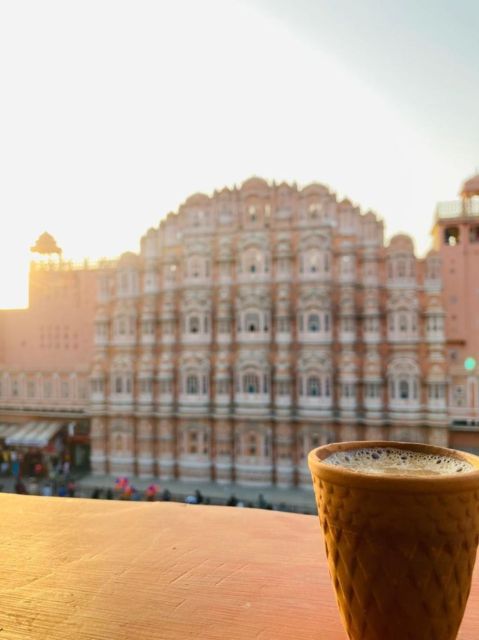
[0,0,463,308]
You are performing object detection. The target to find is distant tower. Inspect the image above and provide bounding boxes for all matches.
[432,173,479,434]
[30,232,62,257]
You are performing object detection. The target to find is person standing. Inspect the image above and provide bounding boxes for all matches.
[67,479,76,497]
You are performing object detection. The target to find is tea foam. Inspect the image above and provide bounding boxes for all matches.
[324,447,474,476]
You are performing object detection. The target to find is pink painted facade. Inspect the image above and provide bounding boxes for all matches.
[0,260,98,420]
[0,177,454,483]
[432,174,479,449]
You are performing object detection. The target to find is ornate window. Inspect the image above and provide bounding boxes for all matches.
[240,247,268,276]
[308,314,320,332]
[388,359,420,407]
[365,383,381,398]
[307,376,321,397]
[186,375,199,394]
[245,312,260,332]
[186,255,210,279]
[243,373,260,394]
[399,379,409,399]
[189,316,200,333]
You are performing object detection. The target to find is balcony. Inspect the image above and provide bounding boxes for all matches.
[435,198,479,220]
[425,329,445,344]
[236,331,271,345]
[338,330,356,344]
[363,330,381,345]
[181,333,212,346]
[234,393,270,415]
[297,397,333,417]
[297,331,332,345]
[178,394,210,414]
[110,334,136,348]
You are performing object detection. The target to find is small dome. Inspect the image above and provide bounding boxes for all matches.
[118,251,140,265]
[240,176,270,193]
[388,234,414,253]
[461,174,479,198]
[30,232,62,255]
[184,192,210,206]
[301,182,329,196]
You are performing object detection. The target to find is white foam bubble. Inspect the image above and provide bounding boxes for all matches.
[323,447,474,476]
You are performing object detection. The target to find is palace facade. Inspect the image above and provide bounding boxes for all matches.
[432,174,479,452]
[87,177,447,487]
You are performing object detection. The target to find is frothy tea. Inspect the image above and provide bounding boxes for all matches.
[324,447,474,476]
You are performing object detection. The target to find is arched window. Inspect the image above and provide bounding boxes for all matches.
[191,259,200,277]
[243,373,260,393]
[115,434,124,452]
[118,316,126,335]
[308,314,320,332]
[399,313,408,332]
[186,375,199,394]
[242,248,264,275]
[189,316,200,333]
[248,433,257,456]
[399,379,409,399]
[115,377,123,393]
[307,376,321,397]
[245,312,260,332]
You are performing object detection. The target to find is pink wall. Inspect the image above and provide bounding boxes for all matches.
[0,265,97,371]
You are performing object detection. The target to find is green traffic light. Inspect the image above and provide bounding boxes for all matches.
[464,357,476,371]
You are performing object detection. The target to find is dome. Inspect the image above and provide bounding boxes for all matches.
[118,251,140,265]
[461,174,479,198]
[387,234,414,253]
[30,232,62,255]
[240,176,270,193]
[184,192,210,206]
[301,182,329,196]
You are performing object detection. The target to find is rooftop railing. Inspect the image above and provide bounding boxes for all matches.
[435,197,479,220]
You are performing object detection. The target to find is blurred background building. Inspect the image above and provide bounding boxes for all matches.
[2,175,477,486]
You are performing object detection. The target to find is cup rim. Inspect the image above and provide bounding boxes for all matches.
[308,440,479,492]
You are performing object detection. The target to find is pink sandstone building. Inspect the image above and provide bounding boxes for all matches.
[1,175,474,486]
[431,173,479,453]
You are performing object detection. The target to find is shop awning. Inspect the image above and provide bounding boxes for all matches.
[0,423,19,440]
[5,422,64,448]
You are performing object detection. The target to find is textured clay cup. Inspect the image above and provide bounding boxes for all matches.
[308,441,479,640]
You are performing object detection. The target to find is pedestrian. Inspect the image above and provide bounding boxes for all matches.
[106,488,114,500]
[257,493,268,509]
[226,494,238,507]
[91,487,101,499]
[185,494,197,504]
[67,479,76,498]
[15,479,28,494]
[195,489,204,504]
[132,488,141,501]
[145,484,157,501]
[42,483,52,497]
[11,453,20,479]
[161,488,171,501]
[58,485,67,497]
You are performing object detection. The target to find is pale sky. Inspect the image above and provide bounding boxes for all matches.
[0,0,477,309]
